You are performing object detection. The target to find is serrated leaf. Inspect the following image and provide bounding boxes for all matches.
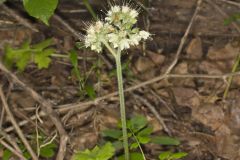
[16,51,31,71]
[34,49,54,69]
[4,39,55,71]
[151,136,180,146]
[170,152,187,159]
[23,0,58,25]
[102,129,122,139]
[159,151,171,160]
[71,142,115,160]
[96,142,115,160]
[118,152,144,160]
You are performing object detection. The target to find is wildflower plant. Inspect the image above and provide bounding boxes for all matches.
[84,4,150,160]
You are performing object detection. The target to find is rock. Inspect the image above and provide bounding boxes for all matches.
[192,103,225,130]
[172,87,200,109]
[199,61,223,74]
[186,37,203,59]
[207,43,240,61]
[173,62,188,74]
[134,56,155,73]
[147,51,165,65]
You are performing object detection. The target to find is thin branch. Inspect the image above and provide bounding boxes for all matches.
[0,139,27,160]
[0,130,23,156]
[219,0,240,7]
[0,86,38,160]
[133,93,172,136]
[1,4,39,32]
[4,71,240,133]
[165,0,203,74]
[0,62,68,160]
[206,0,240,33]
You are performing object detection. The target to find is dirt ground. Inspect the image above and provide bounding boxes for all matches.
[1,0,240,159]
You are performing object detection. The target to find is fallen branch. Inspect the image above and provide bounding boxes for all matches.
[0,86,38,160]
[0,62,68,160]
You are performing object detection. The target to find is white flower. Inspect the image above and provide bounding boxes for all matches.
[122,6,130,13]
[84,5,151,53]
[130,9,138,18]
[139,31,150,40]
[85,21,111,53]
[111,6,121,13]
[129,34,141,46]
[119,39,130,50]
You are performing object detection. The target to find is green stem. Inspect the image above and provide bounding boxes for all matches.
[223,53,240,99]
[115,51,129,160]
[130,129,146,160]
[82,0,97,20]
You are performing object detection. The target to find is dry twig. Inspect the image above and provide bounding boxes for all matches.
[133,93,172,136]
[0,139,27,160]
[219,0,240,7]
[4,71,240,133]
[0,62,68,160]
[0,86,38,160]
[165,0,203,74]
[1,4,39,32]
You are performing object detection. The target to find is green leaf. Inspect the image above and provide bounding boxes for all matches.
[69,50,85,92]
[23,0,58,25]
[40,147,55,158]
[112,141,123,150]
[85,84,96,99]
[128,115,148,132]
[138,126,153,136]
[170,152,188,159]
[34,49,54,69]
[130,142,138,149]
[16,51,31,71]
[4,39,55,71]
[33,38,54,50]
[159,151,171,160]
[118,152,144,160]
[137,136,150,144]
[71,142,115,160]
[224,13,240,25]
[69,50,78,67]
[102,129,122,139]
[40,143,57,158]
[151,136,180,146]
[0,0,6,4]
[3,149,13,160]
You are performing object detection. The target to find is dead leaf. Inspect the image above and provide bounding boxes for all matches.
[186,37,203,60]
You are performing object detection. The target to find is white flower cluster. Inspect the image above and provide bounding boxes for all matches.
[85,5,150,53]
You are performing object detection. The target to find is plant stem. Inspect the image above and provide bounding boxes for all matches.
[115,51,129,160]
[82,0,97,20]
[130,129,146,160]
[223,53,240,99]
